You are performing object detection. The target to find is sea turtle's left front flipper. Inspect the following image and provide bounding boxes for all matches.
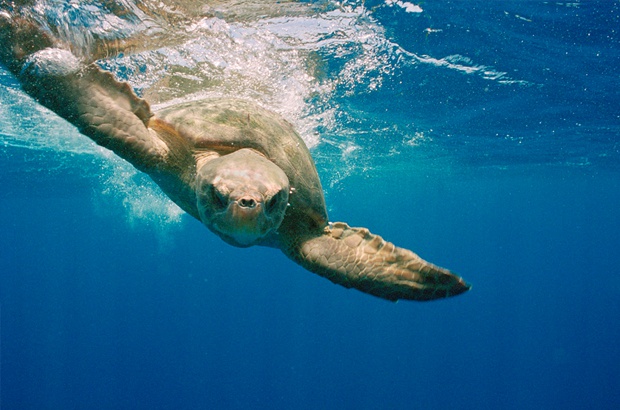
[285,222,471,302]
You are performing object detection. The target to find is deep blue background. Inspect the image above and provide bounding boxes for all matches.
[2,1,620,409]
[2,164,619,409]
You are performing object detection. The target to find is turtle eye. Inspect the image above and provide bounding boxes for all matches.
[266,192,281,213]
[210,186,228,210]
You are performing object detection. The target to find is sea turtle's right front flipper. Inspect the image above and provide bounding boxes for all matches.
[285,222,471,302]
[0,12,169,172]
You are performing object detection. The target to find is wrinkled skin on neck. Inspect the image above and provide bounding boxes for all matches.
[196,148,290,247]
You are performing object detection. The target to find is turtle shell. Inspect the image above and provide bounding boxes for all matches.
[155,98,328,237]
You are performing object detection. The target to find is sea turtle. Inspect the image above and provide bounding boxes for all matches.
[0,12,471,301]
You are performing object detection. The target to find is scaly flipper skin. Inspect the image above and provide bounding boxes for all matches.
[22,57,170,171]
[284,222,471,301]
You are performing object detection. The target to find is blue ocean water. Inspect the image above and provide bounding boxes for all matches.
[1,1,619,409]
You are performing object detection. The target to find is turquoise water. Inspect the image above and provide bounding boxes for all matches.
[1,1,619,409]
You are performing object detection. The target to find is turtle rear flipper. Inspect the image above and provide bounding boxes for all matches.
[285,222,471,302]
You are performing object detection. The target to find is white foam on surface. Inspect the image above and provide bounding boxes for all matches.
[1,0,530,225]
[385,0,423,14]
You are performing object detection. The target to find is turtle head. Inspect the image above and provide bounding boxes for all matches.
[196,148,290,247]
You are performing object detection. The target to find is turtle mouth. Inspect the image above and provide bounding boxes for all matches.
[210,199,275,247]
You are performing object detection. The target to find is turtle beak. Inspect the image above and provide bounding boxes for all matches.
[213,191,270,247]
[235,195,260,211]
[229,190,263,219]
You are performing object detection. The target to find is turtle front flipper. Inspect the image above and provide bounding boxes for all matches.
[284,222,471,302]
[0,12,172,172]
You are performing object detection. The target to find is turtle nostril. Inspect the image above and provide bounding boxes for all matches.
[239,198,257,208]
